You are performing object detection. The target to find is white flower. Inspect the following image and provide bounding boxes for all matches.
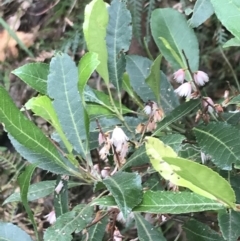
[55,180,64,194]
[111,126,128,152]
[174,82,192,98]
[143,105,152,115]
[101,167,111,178]
[200,151,211,164]
[98,133,105,146]
[202,97,215,113]
[194,71,209,86]
[99,146,110,160]
[44,210,56,225]
[173,69,185,83]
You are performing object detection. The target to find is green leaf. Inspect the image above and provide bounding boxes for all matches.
[189,0,214,28]
[86,216,108,241]
[102,171,142,218]
[44,205,94,241]
[194,123,240,170]
[18,164,39,241]
[134,213,166,241]
[3,181,81,205]
[78,52,100,97]
[151,8,199,72]
[223,37,240,48]
[230,174,240,203]
[0,222,33,241]
[210,0,240,39]
[183,219,225,241]
[0,87,76,176]
[12,63,48,94]
[83,0,109,83]
[145,55,162,105]
[218,209,240,241]
[153,99,200,136]
[145,137,236,208]
[47,53,87,157]
[106,0,132,91]
[160,134,185,153]
[226,94,240,105]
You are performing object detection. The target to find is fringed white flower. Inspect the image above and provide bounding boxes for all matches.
[174,82,192,98]
[194,71,209,86]
[173,69,185,83]
[111,126,129,152]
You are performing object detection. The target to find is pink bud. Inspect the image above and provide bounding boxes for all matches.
[194,71,209,86]
[202,97,214,113]
[44,210,56,225]
[174,82,192,98]
[173,69,185,83]
[55,180,64,194]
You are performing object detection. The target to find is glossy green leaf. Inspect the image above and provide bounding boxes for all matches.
[0,87,76,176]
[151,8,199,71]
[0,222,33,241]
[44,205,94,241]
[218,209,240,241]
[47,53,87,157]
[194,123,240,170]
[12,63,48,95]
[106,0,131,91]
[83,0,109,83]
[223,37,240,48]
[3,181,81,205]
[210,0,240,39]
[18,164,39,241]
[183,219,225,241]
[145,137,236,208]
[153,99,200,136]
[160,134,185,153]
[145,55,162,105]
[78,52,100,96]
[134,213,166,241]
[189,0,214,28]
[103,171,142,218]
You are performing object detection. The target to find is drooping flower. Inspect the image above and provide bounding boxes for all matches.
[143,104,152,115]
[202,97,215,113]
[44,210,56,225]
[55,180,64,194]
[101,166,111,178]
[173,69,185,83]
[174,82,192,98]
[111,126,129,152]
[99,145,110,160]
[194,71,209,86]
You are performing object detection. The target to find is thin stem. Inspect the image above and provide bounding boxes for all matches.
[219,46,240,91]
[144,37,154,61]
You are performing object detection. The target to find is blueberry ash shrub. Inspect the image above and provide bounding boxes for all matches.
[1,0,240,241]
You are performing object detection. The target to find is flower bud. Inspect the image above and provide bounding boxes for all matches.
[55,180,64,194]
[111,126,129,152]
[44,210,56,225]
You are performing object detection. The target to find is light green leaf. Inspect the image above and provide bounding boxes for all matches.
[189,0,214,28]
[225,94,240,105]
[223,37,240,48]
[145,55,162,105]
[83,0,109,83]
[103,171,142,218]
[106,0,132,92]
[218,209,240,241]
[194,123,240,170]
[160,134,185,153]
[183,219,225,241]
[134,213,166,241]
[12,63,48,94]
[210,0,240,39]
[0,87,76,176]
[0,222,33,241]
[153,99,200,136]
[47,53,87,157]
[18,164,39,241]
[44,205,94,241]
[78,52,100,96]
[151,8,199,71]
[145,137,236,208]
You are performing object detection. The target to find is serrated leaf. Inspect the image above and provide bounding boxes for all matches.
[210,0,240,39]
[160,134,185,153]
[0,87,76,176]
[47,53,87,157]
[106,0,132,91]
[218,209,240,241]
[134,213,166,241]
[183,219,225,241]
[145,55,162,105]
[146,137,236,208]
[83,0,109,83]
[189,0,214,28]
[12,63,48,95]
[102,171,142,218]
[18,164,39,240]
[223,38,240,48]
[44,205,94,241]
[194,123,240,170]
[153,99,200,136]
[151,8,199,72]
[0,222,33,241]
